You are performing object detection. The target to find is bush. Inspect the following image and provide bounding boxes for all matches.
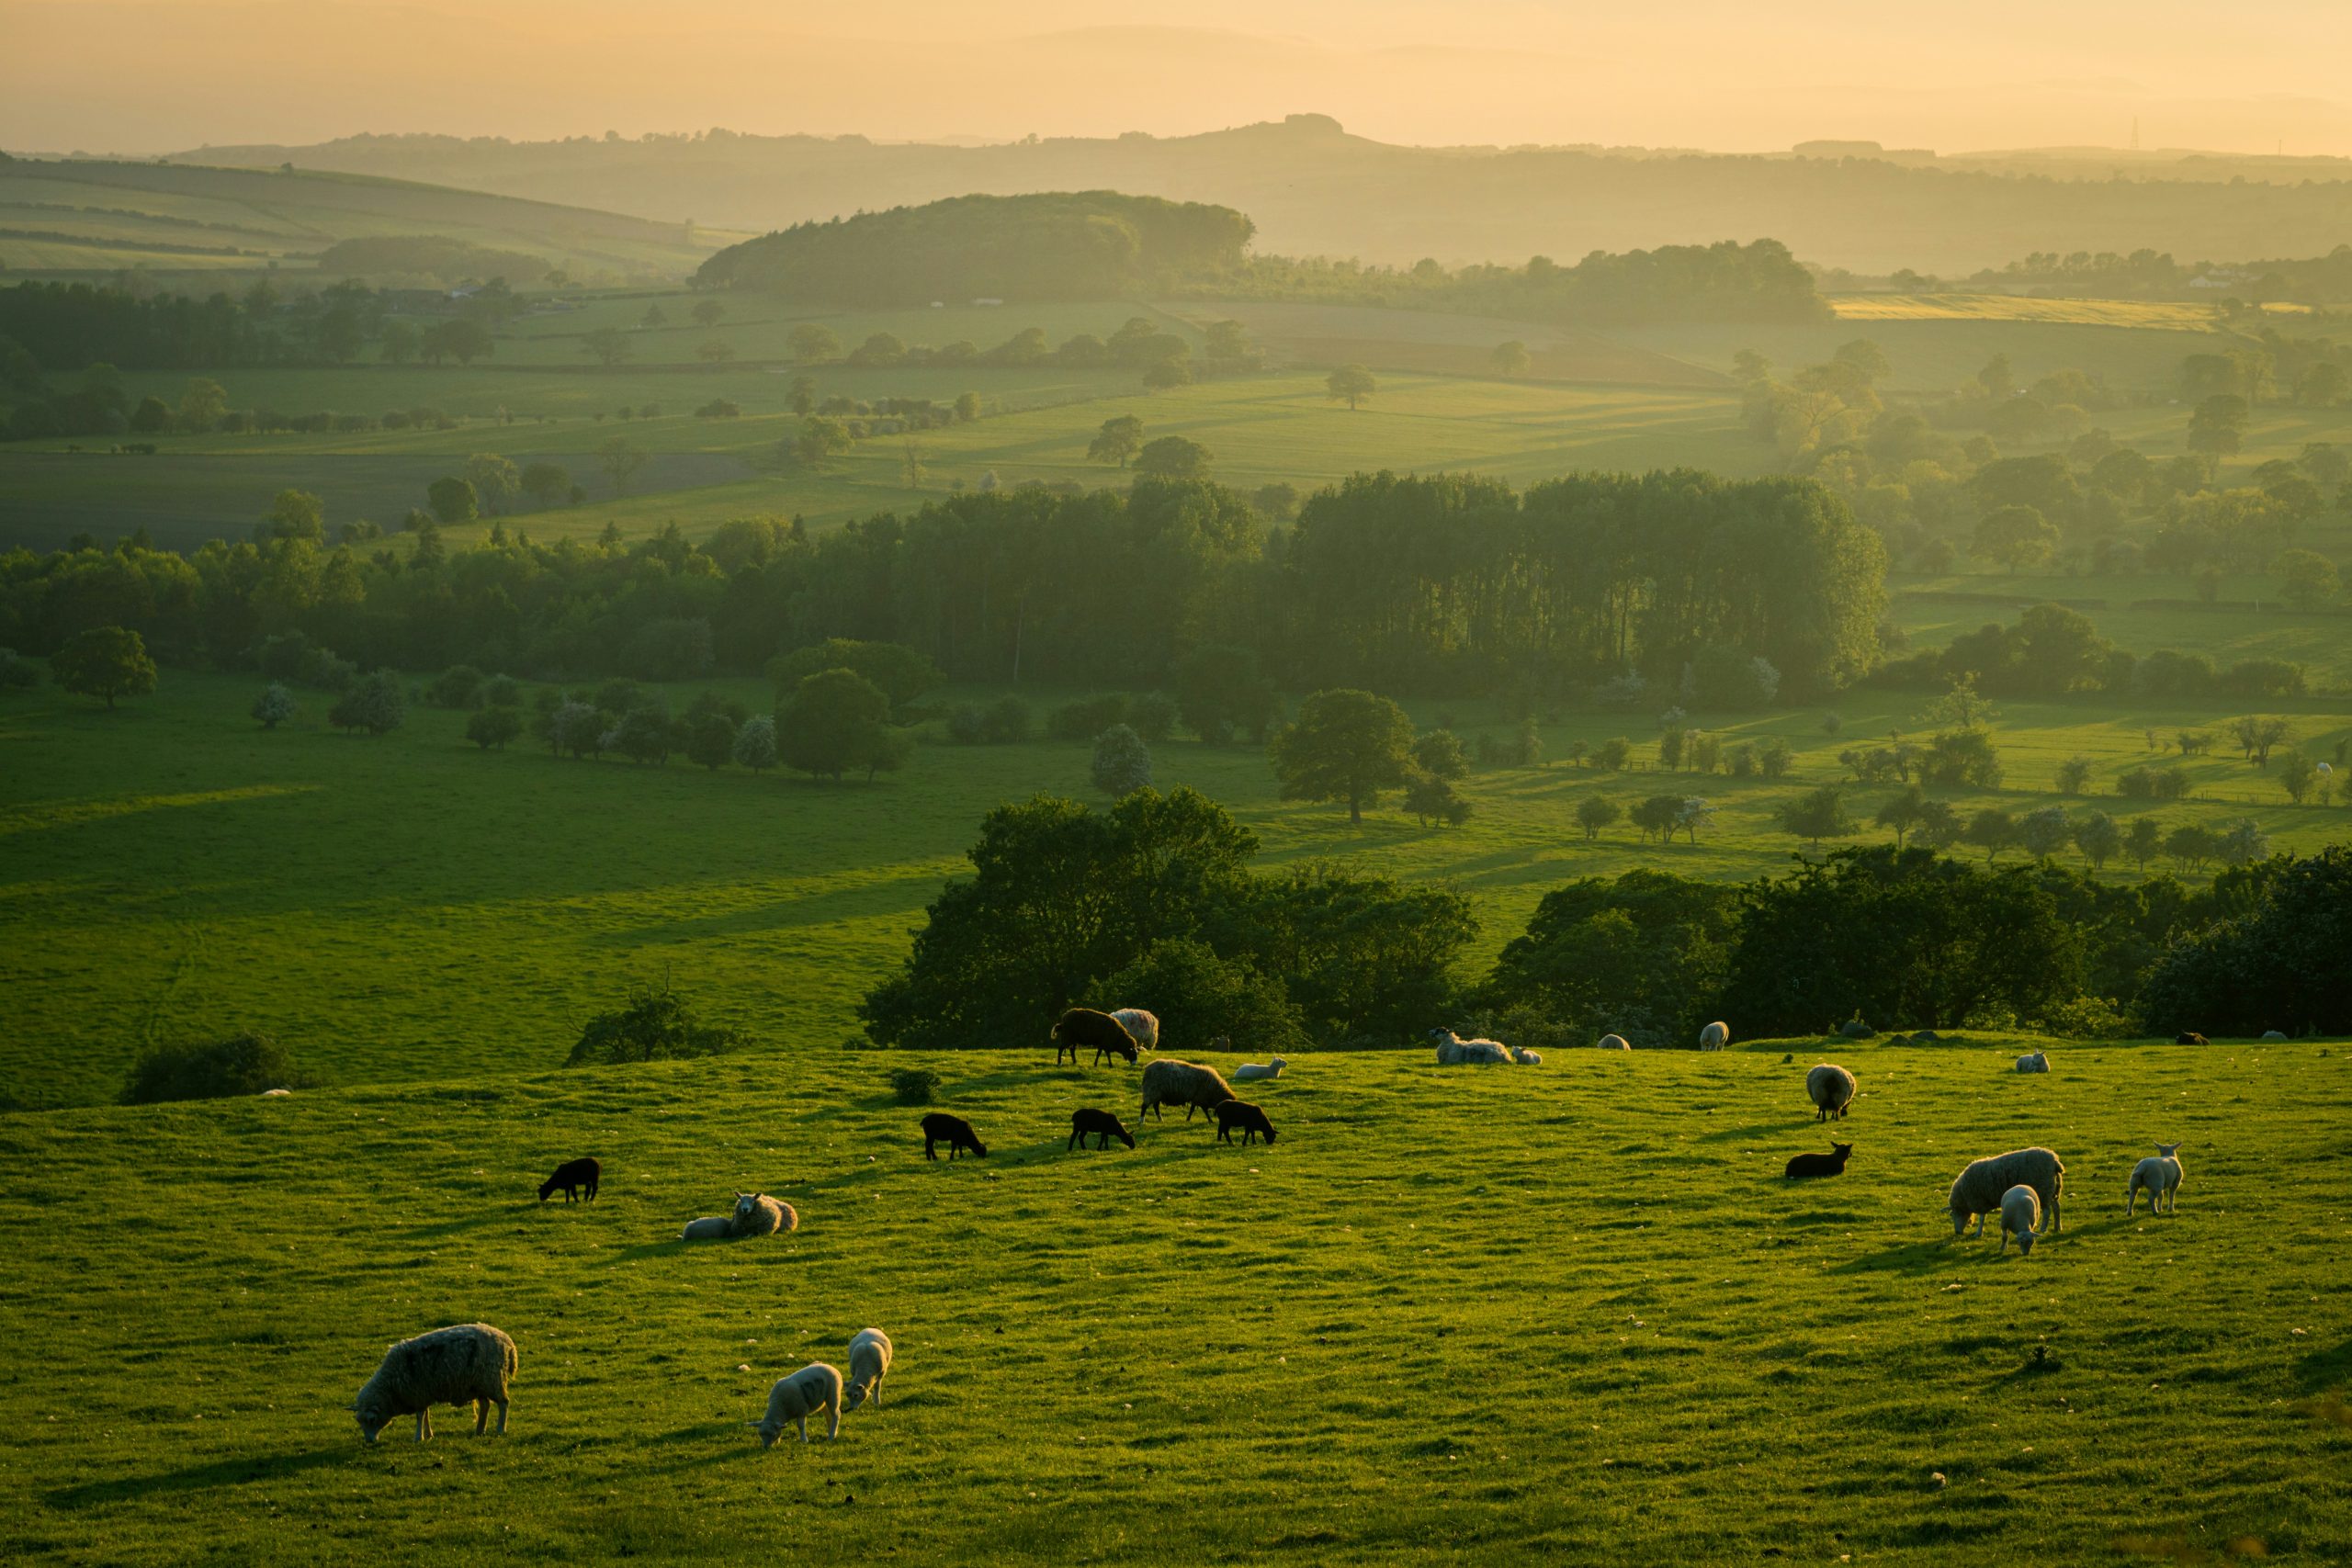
[252,682,296,729]
[120,1033,309,1103]
[1683,643,1781,709]
[984,696,1032,743]
[889,1067,943,1105]
[0,648,40,692]
[481,672,521,708]
[1049,694,1131,741]
[567,984,744,1066]
[1089,938,1306,1055]
[327,670,405,735]
[1091,723,1153,795]
[466,706,523,750]
[424,664,484,708]
[1128,691,1179,742]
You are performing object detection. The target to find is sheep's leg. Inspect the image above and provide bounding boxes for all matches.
[494,1396,508,1435]
[474,1398,490,1435]
[872,1376,883,1408]
[416,1409,431,1443]
[1068,1132,1079,1152]
[797,1413,808,1443]
[924,1140,936,1161]
[825,1402,841,1440]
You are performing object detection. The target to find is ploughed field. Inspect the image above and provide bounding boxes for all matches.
[0,1039,2346,1565]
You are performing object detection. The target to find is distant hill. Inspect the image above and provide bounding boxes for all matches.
[163,117,2352,276]
[0,158,726,281]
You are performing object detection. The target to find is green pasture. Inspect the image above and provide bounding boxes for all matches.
[0,1036,2346,1564]
[4,673,2347,1109]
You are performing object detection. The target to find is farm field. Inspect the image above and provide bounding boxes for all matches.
[0,1037,2346,1565]
[1827,293,2229,330]
[5,673,2347,1110]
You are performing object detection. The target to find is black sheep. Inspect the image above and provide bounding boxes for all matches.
[1068,1108,1136,1151]
[921,1112,988,1161]
[1213,1100,1276,1146]
[1783,1143,1852,1180]
[1053,1007,1138,1066]
[537,1156,601,1202]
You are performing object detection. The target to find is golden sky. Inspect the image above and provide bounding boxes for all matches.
[7,0,2352,157]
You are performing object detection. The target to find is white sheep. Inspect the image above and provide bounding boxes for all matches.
[1510,1047,1543,1066]
[752,1362,843,1446]
[681,1216,731,1241]
[1598,1033,1631,1051]
[1998,1184,2042,1257]
[1110,1008,1160,1053]
[1949,1147,2065,1238]
[2126,1143,2185,1216]
[1698,1021,1730,1051]
[844,1328,893,1412]
[1139,1058,1237,1122]
[728,1191,797,1238]
[1806,1063,1857,1121]
[2015,1052,2050,1073]
[1430,1029,1511,1065]
[350,1323,516,1444]
[258,1088,292,1097]
[2261,1030,2288,1043]
[1232,1057,1286,1082]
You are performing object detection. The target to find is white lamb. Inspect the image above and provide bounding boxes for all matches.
[2015,1052,2050,1073]
[1232,1057,1286,1082]
[1598,1034,1632,1051]
[1510,1047,1543,1066]
[752,1362,843,1446]
[1998,1184,2042,1257]
[2125,1143,2184,1216]
[843,1328,893,1412]
[1698,1021,1730,1051]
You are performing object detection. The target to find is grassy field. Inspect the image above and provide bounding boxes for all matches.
[1828,294,2227,330]
[0,1035,2346,1565]
[5,673,2347,1110]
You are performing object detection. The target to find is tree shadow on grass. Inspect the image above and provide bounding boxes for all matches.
[1827,1236,1972,1277]
[46,1444,347,1510]
[2296,1334,2352,1395]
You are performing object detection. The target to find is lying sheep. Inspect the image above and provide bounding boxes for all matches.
[537,1156,600,1203]
[2015,1052,2050,1074]
[2262,1030,2289,1043]
[729,1191,796,1237]
[1232,1057,1286,1082]
[1998,1184,2042,1257]
[1783,1141,1853,1179]
[752,1363,842,1447]
[682,1216,731,1241]
[1069,1107,1136,1151]
[1139,1059,1236,1122]
[1054,1007,1139,1066]
[1213,1100,1277,1146]
[1806,1063,1857,1122]
[921,1112,988,1160]
[1110,1008,1160,1054]
[2126,1143,2185,1216]
[1699,1021,1731,1051]
[1430,1029,1511,1066]
[1510,1047,1543,1066]
[844,1328,893,1412]
[1598,1034,1632,1051]
[1949,1147,2065,1239]
[351,1323,516,1444]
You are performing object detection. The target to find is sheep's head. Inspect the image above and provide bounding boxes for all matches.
[733,1192,762,1220]
[2014,1226,2037,1257]
[352,1399,392,1443]
[1831,1143,1853,1160]
[750,1416,782,1449]
[2157,1142,2183,1159]
[843,1382,871,1412]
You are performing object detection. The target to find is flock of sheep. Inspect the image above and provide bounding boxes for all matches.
[349,1004,2195,1448]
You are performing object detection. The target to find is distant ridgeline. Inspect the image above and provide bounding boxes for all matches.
[694,191,1257,303]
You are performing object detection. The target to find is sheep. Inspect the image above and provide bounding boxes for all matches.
[1783,1142,1853,1179]
[258,1087,292,1097]
[1053,1007,1139,1066]
[844,1328,893,1412]
[2015,1052,2050,1074]
[1806,1063,1858,1121]
[1699,1021,1731,1051]
[1510,1047,1543,1066]
[2126,1143,2185,1216]
[752,1363,842,1447]
[350,1323,516,1444]
[1139,1059,1236,1122]
[1213,1099,1277,1145]
[2262,1030,2289,1043]
[537,1156,600,1203]
[2176,1032,2209,1045]
[1948,1147,2065,1239]
[1838,1020,1875,1040]
[921,1112,988,1160]
[1998,1184,2042,1257]
[682,1216,731,1241]
[1598,1034,1632,1051]
[1233,1056,1286,1082]
[1110,1008,1159,1054]
[1069,1108,1136,1151]
[1429,1029,1510,1066]
[729,1191,796,1237]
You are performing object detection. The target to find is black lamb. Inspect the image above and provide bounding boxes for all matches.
[537,1156,601,1202]
[1213,1100,1276,1146]
[1068,1108,1136,1151]
[921,1112,988,1161]
[1782,1143,1853,1180]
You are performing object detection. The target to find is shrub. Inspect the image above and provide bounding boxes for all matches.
[0,648,39,692]
[889,1067,943,1105]
[120,1033,309,1104]
[1683,643,1781,709]
[480,672,521,708]
[1128,691,1179,742]
[327,670,405,735]
[984,695,1032,743]
[1049,694,1130,740]
[566,984,744,1066]
[1091,723,1153,795]
[425,664,484,708]
[466,706,523,750]
[252,682,296,729]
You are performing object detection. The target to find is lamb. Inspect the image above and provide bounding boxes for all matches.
[1232,1057,1286,1082]
[350,1323,516,1444]
[2126,1143,2185,1216]
[729,1191,796,1237]
[1598,1034,1632,1051]
[843,1327,893,1412]
[1069,1107,1136,1151]
[1699,1021,1731,1051]
[1783,1142,1853,1179]
[1948,1147,2065,1239]
[1510,1047,1543,1066]
[1213,1099,1277,1145]
[681,1216,731,1241]
[1110,1008,1159,1054]
[2015,1052,2050,1074]
[752,1363,842,1447]
[921,1111,988,1160]
[1998,1184,2042,1257]
[1430,1029,1511,1066]
[1139,1058,1236,1122]
[1053,1007,1139,1066]
[537,1156,601,1203]
[1806,1063,1858,1121]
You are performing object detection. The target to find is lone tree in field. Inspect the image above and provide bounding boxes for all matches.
[1090,723,1154,796]
[730,714,778,773]
[328,670,406,735]
[794,416,854,469]
[1326,363,1377,411]
[777,667,900,782]
[582,327,632,367]
[1088,414,1146,467]
[1269,688,1416,824]
[1777,784,1856,852]
[425,475,479,525]
[1575,794,1622,841]
[252,682,296,729]
[787,324,840,363]
[1490,341,1532,376]
[690,298,725,329]
[1134,435,1211,480]
[51,626,157,709]
[597,434,648,496]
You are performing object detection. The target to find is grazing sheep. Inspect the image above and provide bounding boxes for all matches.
[752,1363,842,1447]
[1139,1059,1236,1122]
[1213,1100,1277,1145]
[2176,1032,2209,1045]
[2261,1030,2289,1043]
[1053,1007,1140,1066]
[537,1156,601,1203]
[1110,1008,1160,1053]
[1949,1147,2066,1239]
[1998,1184,2042,1257]
[2015,1052,2050,1074]
[1783,1142,1853,1179]
[1069,1108,1136,1151]
[681,1216,732,1241]
[1430,1029,1511,1066]
[844,1328,893,1412]
[1233,1057,1286,1082]
[351,1323,516,1444]
[1699,1021,1731,1051]
[729,1191,796,1237]
[1806,1063,1858,1121]
[921,1112,988,1160]
[1510,1047,1543,1066]
[1599,1034,1632,1051]
[258,1088,292,1097]
[2126,1143,2185,1216]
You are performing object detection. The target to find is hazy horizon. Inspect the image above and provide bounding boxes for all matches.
[12,0,2352,161]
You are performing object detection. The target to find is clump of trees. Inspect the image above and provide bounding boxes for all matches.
[567,983,744,1066]
[120,1032,310,1103]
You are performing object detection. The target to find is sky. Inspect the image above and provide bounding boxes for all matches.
[8,0,2352,158]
